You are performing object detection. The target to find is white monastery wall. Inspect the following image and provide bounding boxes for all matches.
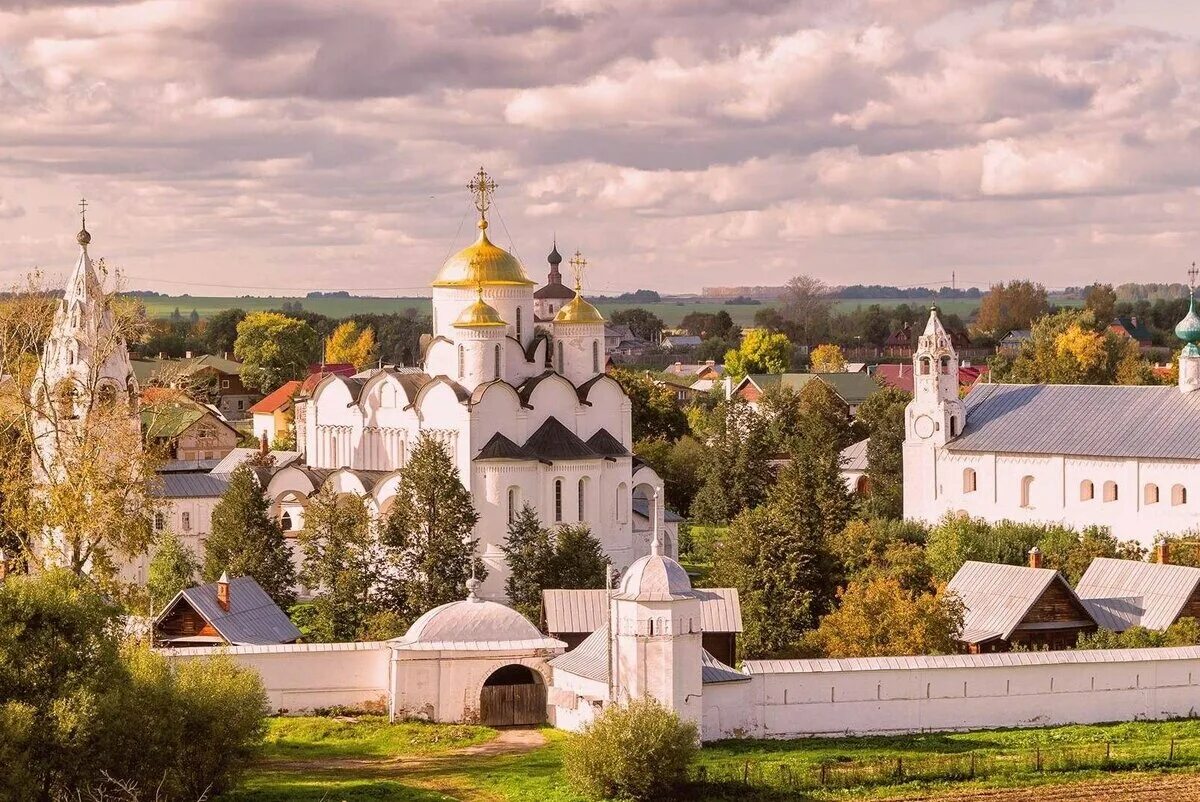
[389,649,554,723]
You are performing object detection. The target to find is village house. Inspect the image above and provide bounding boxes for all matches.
[133,353,258,420]
[874,362,987,395]
[141,391,239,462]
[1109,316,1154,348]
[664,360,724,381]
[248,380,301,446]
[732,372,880,417]
[1076,547,1200,632]
[154,573,300,648]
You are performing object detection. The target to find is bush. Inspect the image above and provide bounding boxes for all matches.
[565,698,698,801]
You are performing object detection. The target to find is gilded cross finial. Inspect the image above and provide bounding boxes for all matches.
[467,167,497,229]
[569,250,587,292]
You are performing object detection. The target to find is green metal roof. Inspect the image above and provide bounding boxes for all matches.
[744,372,881,406]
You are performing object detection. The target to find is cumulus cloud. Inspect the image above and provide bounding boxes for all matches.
[0,0,1197,292]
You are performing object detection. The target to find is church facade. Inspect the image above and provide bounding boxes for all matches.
[904,305,1200,546]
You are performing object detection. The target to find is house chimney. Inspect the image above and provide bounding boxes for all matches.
[1028,546,1042,569]
[260,430,270,456]
[185,350,193,359]
[216,571,230,611]
[1157,540,1170,565]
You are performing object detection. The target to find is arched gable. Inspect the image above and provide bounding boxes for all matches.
[414,376,472,430]
[423,338,457,378]
[265,465,319,502]
[325,468,370,497]
[310,374,358,412]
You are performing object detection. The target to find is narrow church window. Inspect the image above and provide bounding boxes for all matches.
[963,468,977,493]
[280,511,293,531]
[940,356,950,374]
[578,477,588,521]
[1173,484,1187,506]
[1081,480,1095,501]
[592,340,600,373]
[516,307,522,339]
[494,344,502,379]
[458,345,465,377]
[920,357,931,375]
[617,482,628,523]
[554,479,563,522]
[507,486,519,522]
[557,347,564,374]
[1146,484,1160,505]
[1020,475,1034,508]
[950,416,959,437]
[1103,481,1118,503]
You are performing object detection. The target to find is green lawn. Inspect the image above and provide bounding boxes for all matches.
[217,716,1200,802]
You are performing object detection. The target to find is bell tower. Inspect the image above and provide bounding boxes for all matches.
[903,307,964,519]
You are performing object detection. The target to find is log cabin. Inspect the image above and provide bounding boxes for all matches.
[154,573,300,647]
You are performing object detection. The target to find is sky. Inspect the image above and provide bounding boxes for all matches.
[1,0,1199,296]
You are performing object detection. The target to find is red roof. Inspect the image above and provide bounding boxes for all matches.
[248,380,301,414]
[874,363,988,394]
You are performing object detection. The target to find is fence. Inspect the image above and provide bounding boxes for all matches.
[692,738,1196,793]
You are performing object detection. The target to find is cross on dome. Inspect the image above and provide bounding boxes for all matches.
[569,250,587,291]
[1189,262,1198,297]
[468,167,497,228]
[76,197,91,246]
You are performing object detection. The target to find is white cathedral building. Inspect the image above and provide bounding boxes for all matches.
[904,304,1200,546]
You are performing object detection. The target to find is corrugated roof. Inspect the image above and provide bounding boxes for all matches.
[948,383,1200,459]
[156,472,230,499]
[841,438,869,471]
[142,405,205,439]
[211,448,301,474]
[631,497,684,523]
[158,576,300,646]
[1076,557,1200,632]
[548,623,610,683]
[946,561,1091,642]
[542,588,742,634]
[742,373,880,406]
[702,649,750,684]
[744,645,1200,674]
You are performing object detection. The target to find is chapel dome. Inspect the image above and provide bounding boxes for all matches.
[617,553,693,600]
[554,293,606,325]
[1176,298,1200,345]
[453,293,508,329]
[433,222,535,288]
[395,579,546,646]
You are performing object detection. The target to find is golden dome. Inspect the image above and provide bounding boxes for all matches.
[453,288,508,329]
[433,222,535,288]
[554,292,606,325]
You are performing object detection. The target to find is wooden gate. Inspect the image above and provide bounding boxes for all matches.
[479,682,547,726]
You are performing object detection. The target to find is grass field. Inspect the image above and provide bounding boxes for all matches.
[216,715,1200,802]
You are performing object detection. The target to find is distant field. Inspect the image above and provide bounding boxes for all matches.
[133,295,1004,326]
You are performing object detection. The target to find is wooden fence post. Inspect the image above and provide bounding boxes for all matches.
[820,762,828,786]
[1171,738,1176,762]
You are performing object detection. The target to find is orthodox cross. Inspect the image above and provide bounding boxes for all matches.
[569,250,587,291]
[1189,262,1198,296]
[467,167,497,222]
[78,197,88,228]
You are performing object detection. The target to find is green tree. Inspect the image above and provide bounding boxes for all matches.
[298,487,381,641]
[802,577,964,658]
[975,280,1049,335]
[831,518,931,592]
[610,368,689,442]
[551,524,610,590]
[633,435,706,515]
[724,328,792,378]
[382,433,483,619]
[204,464,297,609]
[147,529,199,613]
[202,307,247,356]
[234,310,319,393]
[990,309,1153,386]
[1084,282,1118,324]
[853,386,911,518]
[502,504,554,622]
[690,399,772,524]
[609,308,665,342]
[795,377,854,456]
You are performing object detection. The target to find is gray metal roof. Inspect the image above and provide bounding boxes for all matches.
[542,588,741,634]
[841,438,869,472]
[744,645,1200,674]
[631,497,684,523]
[156,472,230,499]
[701,650,750,684]
[161,458,223,473]
[158,576,300,646]
[211,448,301,474]
[948,383,1200,459]
[1076,557,1200,631]
[548,623,609,683]
[946,561,1091,643]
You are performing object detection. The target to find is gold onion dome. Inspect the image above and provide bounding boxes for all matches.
[453,286,508,329]
[434,222,534,287]
[554,249,606,324]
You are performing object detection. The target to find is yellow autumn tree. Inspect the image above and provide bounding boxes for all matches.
[802,577,964,658]
[325,321,377,369]
[1054,323,1105,371]
[809,343,847,373]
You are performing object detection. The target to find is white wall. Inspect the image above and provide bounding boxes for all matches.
[165,642,390,713]
[724,647,1200,740]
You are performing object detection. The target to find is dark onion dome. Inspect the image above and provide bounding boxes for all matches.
[77,227,91,246]
[548,241,563,266]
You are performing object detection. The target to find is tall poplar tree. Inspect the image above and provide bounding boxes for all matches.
[298,487,380,641]
[382,433,483,619]
[203,464,296,608]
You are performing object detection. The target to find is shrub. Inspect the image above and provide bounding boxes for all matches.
[565,697,698,801]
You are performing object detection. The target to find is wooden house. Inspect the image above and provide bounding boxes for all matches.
[947,554,1097,652]
[154,573,300,647]
[1075,551,1200,632]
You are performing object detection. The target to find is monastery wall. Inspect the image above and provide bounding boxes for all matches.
[165,642,390,713]
[712,647,1200,740]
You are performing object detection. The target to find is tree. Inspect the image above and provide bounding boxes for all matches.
[298,487,382,641]
[795,377,854,456]
[234,310,319,393]
[831,518,931,593]
[990,309,1153,386]
[810,343,847,372]
[550,524,609,590]
[1077,617,1200,650]
[202,307,247,356]
[634,435,707,515]
[975,280,1049,335]
[778,274,833,345]
[609,308,665,342]
[147,529,199,613]
[690,399,772,524]
[610,368,689,443]
[204,464,297,608]
[1036,525,1139,584]
[325,320,377,369]
[565,698,698,802]
[723,328,792,378]
[853,386,911,518]
[802,577,963,658]
[381,433,483,620]
[1084,283,1118,324]
[502,504,554,622]
[679,310,736,339]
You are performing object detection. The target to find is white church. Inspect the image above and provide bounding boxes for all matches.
[903,304,1200,545]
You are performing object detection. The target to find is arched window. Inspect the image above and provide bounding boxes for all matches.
[578,477,588,521]
[515,307,522,339]
[280,510,293,531]
[554,479,563,522]
[557,346,564,374]
[494,343,502,379]
[963,468,977,493]
[1145,484,1160,505]
[940,355,950,375]
[1080,480,1095,501]
[507,486,520,523]
[1020,475,1034,508]
[1173,484,1188,506]
[458,345,465,377]
[592,340,600,373]
[1103,480,1118,503]
[617,482,628,523]
[919,357,931,375]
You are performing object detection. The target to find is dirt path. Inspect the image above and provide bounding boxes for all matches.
[884,771,1200,801]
